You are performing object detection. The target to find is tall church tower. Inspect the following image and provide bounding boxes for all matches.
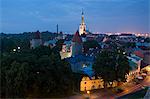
[79,10,86,35]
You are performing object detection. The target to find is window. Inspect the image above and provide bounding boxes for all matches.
[84,87,86,91]
[84,82,86,84]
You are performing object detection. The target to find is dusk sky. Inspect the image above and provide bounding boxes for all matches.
[1,0,149,34]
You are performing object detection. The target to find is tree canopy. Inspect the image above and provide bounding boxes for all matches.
[1,46,73,98]
[83,40,100,52]
[93,46,129,87]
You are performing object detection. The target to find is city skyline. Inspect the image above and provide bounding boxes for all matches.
[1,0,149,33]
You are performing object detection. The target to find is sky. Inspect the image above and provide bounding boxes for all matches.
[1,0,149,34]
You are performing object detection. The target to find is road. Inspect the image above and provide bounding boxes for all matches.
[68,69,150,99]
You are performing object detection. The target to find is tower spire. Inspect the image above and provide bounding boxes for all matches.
[81,9,84,24]
[82,8,84,15]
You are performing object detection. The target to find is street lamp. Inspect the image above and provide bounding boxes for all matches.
[13,48,16,52]
[18,46,20,49]
[87,91,90,94]
[87,91,90,98]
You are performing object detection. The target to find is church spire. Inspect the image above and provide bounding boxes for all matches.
[81,9,84,24]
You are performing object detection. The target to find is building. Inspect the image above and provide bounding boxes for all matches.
[117,34,137,42]
[30,30,42,49]
[43,39,57,48]
[60,40,72,59]
[71,30,83,56]
[66,54,94,73]
[126,54,143,81]
[80,76,104,91]
[79,10,86,35]
[80,76,118,91]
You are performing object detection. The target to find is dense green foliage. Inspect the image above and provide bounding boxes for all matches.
[52,39,65,52]
[0,32,59,53]
[1,46,73,98]
[93,45,129,87]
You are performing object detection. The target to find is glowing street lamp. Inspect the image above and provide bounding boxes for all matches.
[13,49,16,52]
[87,91,90,94]
[18,46,20,49]
[123,52,126,55]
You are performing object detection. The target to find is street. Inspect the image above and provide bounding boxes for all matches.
[69,67,150,99]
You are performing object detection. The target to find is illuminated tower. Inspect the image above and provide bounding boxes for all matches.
[79,10,86,35]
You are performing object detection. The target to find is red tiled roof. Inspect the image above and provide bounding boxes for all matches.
[133,50,144,58]
[72,30,82,43]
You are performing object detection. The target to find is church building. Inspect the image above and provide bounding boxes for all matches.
[79,10,87,35]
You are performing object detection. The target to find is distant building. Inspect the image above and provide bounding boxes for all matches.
[56,31,63,40]
[44,39,57,48]
[71,30,83,56]
[79,10,86,35]
[60,40,72,59]
[30,30,42,49]
[117,34,137,42]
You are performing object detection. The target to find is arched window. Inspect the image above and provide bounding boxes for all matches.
[92,85,95,89]
[98,85,101,88]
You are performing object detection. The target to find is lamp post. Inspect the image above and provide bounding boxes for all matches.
[87,91,90,98]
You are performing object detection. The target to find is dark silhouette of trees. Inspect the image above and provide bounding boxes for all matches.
[1,46,73,98]
[93,47,129,88]
[83,40,100,52]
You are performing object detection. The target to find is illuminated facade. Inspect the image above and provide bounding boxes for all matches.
[80,77,104,91]
[60,41,72,59]
[80,76,118,91]
[79,10,86,35]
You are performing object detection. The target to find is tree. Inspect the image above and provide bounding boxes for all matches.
[83,40,100,52]
[1,46,73,98]
[93,47,129,88]
[54,39,64,51]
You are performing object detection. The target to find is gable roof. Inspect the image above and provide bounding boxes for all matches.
[72,30,82,43]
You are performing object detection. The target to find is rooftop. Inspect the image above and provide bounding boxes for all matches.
[72,30,82,43]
